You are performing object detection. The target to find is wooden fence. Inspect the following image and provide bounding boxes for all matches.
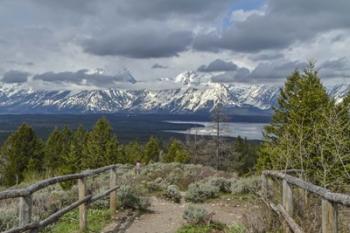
[0,165,119,233]
[262,170,350,233]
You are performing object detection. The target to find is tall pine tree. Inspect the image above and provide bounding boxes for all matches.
[163,139,189,163]
[143,136,160,163]
[257,64,350,189]
[0,124,44,186]
[61,126,87,174]
[44,127,72,174]
[123,141,144,164]
[82,117,120,168]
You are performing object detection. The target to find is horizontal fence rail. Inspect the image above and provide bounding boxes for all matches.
[0,165,119,233]
[262,170,350,233]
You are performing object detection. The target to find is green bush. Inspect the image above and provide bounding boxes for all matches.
[183,206,212,225]
[185,182,219,203]
[117,185,150,210]
[164,185,182,203]
[231,176,260,195]
[146,177,166,193]
[207,177,232,193]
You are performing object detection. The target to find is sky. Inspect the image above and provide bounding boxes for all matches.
[1,0,350,90]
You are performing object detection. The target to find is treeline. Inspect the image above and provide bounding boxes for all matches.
[0,116,257,187]
[258,63,350,191]
[0,118,196,186]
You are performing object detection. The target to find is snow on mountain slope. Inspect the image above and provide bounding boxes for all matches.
[0,71,349,114]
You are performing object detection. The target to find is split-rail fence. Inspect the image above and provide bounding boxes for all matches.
[0,165,119,233]
[262,170,350,233]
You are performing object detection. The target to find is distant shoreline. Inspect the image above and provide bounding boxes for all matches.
[0,114,270,144]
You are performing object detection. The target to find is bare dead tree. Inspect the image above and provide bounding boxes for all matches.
[212,102,226,170]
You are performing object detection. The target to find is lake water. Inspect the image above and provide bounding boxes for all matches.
[165,121,267,140]
[0,114,269,143]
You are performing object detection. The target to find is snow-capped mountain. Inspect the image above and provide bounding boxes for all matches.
[0,71,349,114]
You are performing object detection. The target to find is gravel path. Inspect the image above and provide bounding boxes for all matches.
[123,196,250,233]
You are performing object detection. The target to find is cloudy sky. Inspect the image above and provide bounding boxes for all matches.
[1,0,350,89]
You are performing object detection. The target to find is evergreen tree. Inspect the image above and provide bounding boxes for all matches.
[231,136,258,175]
[258,65,329,172]
[123,141,143,164]
[61,126,87,174]
[0,124,44,186]
[44,127,72,174]
[60,126,86,189]
[82,117,119,168]
[143,136,160,163]
[257,64,350,189]
[163,139,189,163]
[61,126,72,157]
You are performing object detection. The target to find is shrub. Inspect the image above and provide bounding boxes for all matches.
[164,185,182,203]
[185,182,219,203]
[183,206,213,225]
[146,177,167,193]
[207,177,232,193]
[117,185,150,210]
[231,176,261,195]
[0,209,17,231]
[137,163,231,191]
[176,223,225,233]
[146,181,164,192]
[227,224,247,233]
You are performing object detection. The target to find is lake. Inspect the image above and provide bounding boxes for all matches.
[0,114,270,143]
[165,121,267,140]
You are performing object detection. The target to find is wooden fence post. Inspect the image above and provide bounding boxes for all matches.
[19,194,32,226]
[282,179,293,233]
[110,167,117,217]
[78,177,87,232]
[322,199,338,233]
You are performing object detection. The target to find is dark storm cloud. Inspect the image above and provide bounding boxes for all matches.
[82,30,193,58]
[4,0,231,62]
[248,60,307,81]
[115,0,233,20]
[211,60,308,83]
[30,0,96,14]
[250,52,284,61]
[198,59,238,72]
[29,0,231,59]
[33,0,233,20]
[194,0,350,53]
[212,58,350,84]
[152,64,168,69]
[33,69,136,87]
[320,57,348,71]
[211,68,250,83]
[319,57,350,79]
[1,70,30,83]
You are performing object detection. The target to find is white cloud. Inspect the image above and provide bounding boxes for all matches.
[1,0,350,90]
[230,8,265,23]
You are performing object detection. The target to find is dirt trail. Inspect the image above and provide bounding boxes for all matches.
[123,196,251,233]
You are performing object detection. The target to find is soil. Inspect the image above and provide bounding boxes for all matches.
[102,195,258,233]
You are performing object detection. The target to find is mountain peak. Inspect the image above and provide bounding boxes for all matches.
[114,69,137,84]
[0,72,349,114]
[174,71,212,87]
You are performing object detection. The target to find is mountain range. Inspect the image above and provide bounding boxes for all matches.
[0,71,349,114]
